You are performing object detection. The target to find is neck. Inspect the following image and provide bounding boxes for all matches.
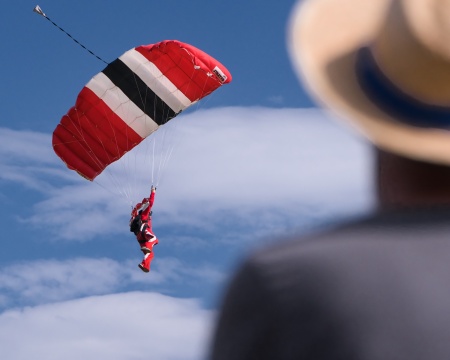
[376,148,450,210]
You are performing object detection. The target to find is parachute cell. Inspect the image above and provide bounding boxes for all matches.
[52,40,232,181]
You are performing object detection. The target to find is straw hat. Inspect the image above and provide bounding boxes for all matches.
[288,0,450,165]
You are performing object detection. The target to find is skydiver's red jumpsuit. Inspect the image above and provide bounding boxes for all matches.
[130,186,159,273]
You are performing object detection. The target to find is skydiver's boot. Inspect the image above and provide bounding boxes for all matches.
[138,252,154,273]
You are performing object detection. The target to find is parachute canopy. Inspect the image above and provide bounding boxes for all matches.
[52,40,232,181]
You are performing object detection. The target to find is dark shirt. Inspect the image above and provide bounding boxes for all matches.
[210,207,450,360]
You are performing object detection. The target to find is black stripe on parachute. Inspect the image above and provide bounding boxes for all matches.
[102,59,177,126]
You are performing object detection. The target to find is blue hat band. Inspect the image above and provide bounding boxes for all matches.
[355,46,450,129]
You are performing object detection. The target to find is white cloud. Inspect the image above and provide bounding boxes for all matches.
[0,292,213,360]
[0,128,56,166]
[2,107,376,241]
[0,257,225,309]
[0,128,66,191]
[0,258,123,307]
[25,183,126,241]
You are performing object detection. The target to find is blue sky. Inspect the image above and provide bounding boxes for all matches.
[1,1,376,359]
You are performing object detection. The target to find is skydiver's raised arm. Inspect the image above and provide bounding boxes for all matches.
[140,186,156,220]
[149,186,156,207]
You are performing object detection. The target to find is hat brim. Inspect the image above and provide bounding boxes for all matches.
[288,0,450,165]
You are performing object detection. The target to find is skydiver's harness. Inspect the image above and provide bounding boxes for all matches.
[129,214,142,235]
[129,210,154,243]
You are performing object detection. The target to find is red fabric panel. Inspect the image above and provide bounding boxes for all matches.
[135,40,232,102]
[76,87,143,153]
[53,118,103,180]
[52,88,143,180]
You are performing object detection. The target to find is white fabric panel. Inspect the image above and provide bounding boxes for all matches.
[120,49,192,113]
[86,73,159,139]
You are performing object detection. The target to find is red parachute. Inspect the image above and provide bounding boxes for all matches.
[52,40,232,181]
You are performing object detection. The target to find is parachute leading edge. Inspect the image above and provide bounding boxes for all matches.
[52,40,232,181]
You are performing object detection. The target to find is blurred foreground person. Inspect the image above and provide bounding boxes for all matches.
[209,0,450,359]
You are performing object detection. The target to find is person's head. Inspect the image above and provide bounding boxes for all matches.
[131,202,142,216]
[288,0,450,208]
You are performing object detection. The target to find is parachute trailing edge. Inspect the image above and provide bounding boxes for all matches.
[52,40,232,181]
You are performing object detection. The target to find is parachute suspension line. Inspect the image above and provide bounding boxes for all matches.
[82,85,134,202]
[156,122,180,187]
[33,5,108,65]
[113,88,136,201]
[151,137,156,185]
[66,106,129,201]
[154,135,166,187]
[97,110,132,201]
[124,81,148,202]
[114,89,146,202]
[90,107,131,200]
[94,175,131,208]
[70,109,107,173]
[156,142,176,187]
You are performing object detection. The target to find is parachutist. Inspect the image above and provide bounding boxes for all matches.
[129,185,158,273]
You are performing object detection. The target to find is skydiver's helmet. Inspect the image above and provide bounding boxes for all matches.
[131,202,142,218]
